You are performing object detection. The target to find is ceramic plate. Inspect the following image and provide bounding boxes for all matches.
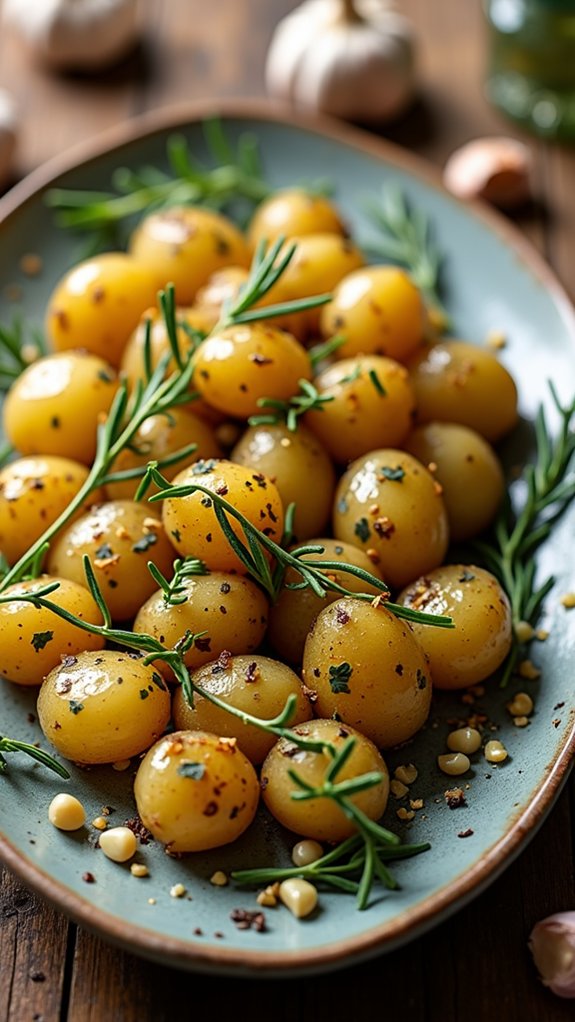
[0,101,574,977]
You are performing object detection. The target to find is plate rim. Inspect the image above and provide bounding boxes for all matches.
[0,97,574,975]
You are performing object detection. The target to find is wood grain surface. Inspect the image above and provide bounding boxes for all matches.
[1,1,574,1018]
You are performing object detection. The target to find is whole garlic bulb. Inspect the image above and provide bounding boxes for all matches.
[266,0,415,125]
[3,0,141,72]
[530,912,575,998]
[0,90,18,190]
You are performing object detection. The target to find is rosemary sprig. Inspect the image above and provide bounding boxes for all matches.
[248,379,334,431]
[0,318,46,393]
[0,558,428,908]
[215,236,331,330]
[0,285,194,592]
[46,120,271,248]
[364,185,450,325]
[147,555,210,606]
[474,383,575,686]
[145,466,452,630]
[0,736,70,778]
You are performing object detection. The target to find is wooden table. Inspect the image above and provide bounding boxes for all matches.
[1,1,574,1018]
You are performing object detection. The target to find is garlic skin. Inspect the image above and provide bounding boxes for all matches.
[529,912,575,998]
[266,0,415,125]
[3,0,141,72]
[443,137,532,209]
[0,90,18,190]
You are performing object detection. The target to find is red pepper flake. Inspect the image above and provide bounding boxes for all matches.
[457,828,474,838]
[194,928,203,936]
[82,872,96,884]
[444,787,467,809]
[214,931,225,939]
[123,816,154,845]
[245,661,259,683]
[230,908,267,932]
[215,484,229,496]
[336,606,350,625]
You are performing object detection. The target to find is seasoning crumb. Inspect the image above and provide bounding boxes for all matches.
[458,829,474,839]
[210,870,228,887]
[485,329,507,350]
[170,883,187,898]
[214,931,224,939]
[257,883,280,907]
[394,763,418,785]
[552,718,562,728]
[409,798,424,810]
[193,928,203,936]
[147,898,156,905]
[230,908,267,932]
[560,592,575,609]
[517,659,541,680]
[20,253,43,277]
[91,816,108,831]
[130,863,149,878]
[513,715,530,728]
[82,872,96,884]
[444,787,467,809]
[396,807,415,822]
[536,629,549,641]
[123,816,154,845]
[390,779,409,799]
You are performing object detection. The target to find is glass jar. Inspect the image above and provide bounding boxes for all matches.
[485,0,575,139]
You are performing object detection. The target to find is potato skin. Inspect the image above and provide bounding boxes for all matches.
[232,423,336,541]
[303,598,432,748]
[0,576,104,686]
[404,422,505,541]
[320,266,425,363]
[407,340,518,442]
[333,449,449,589]
[398,564,512,689]
[37,650,171,764]
[129,206,250,305]
[134,573,269,676]
[248,189,345,248]
[261,719,389,842]
[173,654,311,764]
[306,355,416,463]
[45,253,159,366]
[162,460,284,573]
[134,730,260,852]
[47,500,175,621]
[0,455,101,565]
[4,352,118,466]
[267,538,383,666]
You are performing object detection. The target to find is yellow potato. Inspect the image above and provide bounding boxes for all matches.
[232,423,336,540]
[47,500,175,621]
[303,598,432,748]
[3,352,118,466]
[261,719,389,842]
[162,460,284,573]
[173,654,311,764]
[407,339,518,442]
[320,266,425,363]
[398,564,512,689]
[0,456,101,565]
[193,323,311,419]
[134,572,269,675]
[306,355,416,462]
[129,206,250,305]
[38,650,171,764]
[248,189,346,248]
[267,538,384,666]
[134,730,260,852]
[0,576,104,686]
[404,422,505,541]
[333,449,449,589]
[45,253,159,366]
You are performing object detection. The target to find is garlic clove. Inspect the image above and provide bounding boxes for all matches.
[266,0,415,125]
[0,90,18,191]
[3,0,141,73]
[443,137,532,209]
[529,912,575,998]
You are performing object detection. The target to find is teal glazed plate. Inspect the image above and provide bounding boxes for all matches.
[0,101,574,977]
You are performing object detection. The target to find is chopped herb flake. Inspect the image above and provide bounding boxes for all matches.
[31,630,54,652]
[69,700,84,714]
[354,517,371,543]
[368,369,386,396]
[381,465,405,482]
[178,761,206,780]
[132,533,158,553]
[328,662,353,694]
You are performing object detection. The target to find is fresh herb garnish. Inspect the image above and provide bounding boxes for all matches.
[248,379,334,432]
[364,185,450,326]
[328,662,353,694]
[474,383,575,686]
[31,630,54,652]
